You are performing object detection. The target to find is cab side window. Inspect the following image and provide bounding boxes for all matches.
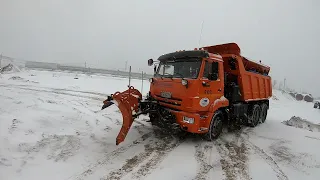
[203,61,212,79]
[203,61,219,80]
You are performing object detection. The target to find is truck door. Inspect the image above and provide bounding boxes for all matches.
[201,60,224,97]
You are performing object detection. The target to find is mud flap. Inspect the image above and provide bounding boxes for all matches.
[103,86,142,145]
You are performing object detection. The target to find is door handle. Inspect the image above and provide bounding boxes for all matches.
[202,81,210,87]
[218,88,222,92]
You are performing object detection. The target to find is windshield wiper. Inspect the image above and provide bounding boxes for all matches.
[173,73,184,78]
[163,73,173,80]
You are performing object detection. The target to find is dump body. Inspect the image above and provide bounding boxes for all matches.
[203,43,272,102]
[221,55,272,102]
[240,69,272,101]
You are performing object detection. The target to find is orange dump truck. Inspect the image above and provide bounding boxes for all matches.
[102,43,272,145]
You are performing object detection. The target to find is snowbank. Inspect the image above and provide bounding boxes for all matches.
[282,116,320,132]
[269,89,320,125]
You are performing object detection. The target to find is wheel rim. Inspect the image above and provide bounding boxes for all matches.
[212,116,222,137]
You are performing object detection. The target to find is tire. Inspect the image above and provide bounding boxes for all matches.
[260,104,268,123]
[205,111,224,141]
[149,113,165,128]
[248,104,261,127]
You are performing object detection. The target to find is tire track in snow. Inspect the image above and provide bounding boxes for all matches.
[69,99,153,136]
[66,132,153,180]
[17,135,81,173]
[103,143,157,180]
[131,135,185,179]
[213,131,250,180]
[193,142,218,180]
[103,129,186,180]
[41,88,155,180]
[132,120,153,135]
[241,129,289,180]
[245,140,289,180]
[67,100,114,131]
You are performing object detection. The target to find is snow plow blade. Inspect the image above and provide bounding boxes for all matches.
[102,86,142,145]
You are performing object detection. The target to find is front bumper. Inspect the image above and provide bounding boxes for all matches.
[171,110,212,134]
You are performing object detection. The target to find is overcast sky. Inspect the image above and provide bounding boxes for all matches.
[0,0,319,95]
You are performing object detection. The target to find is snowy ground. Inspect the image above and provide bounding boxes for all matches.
[1,69,320,180]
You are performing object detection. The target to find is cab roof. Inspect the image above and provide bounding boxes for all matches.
[158,50,209,61]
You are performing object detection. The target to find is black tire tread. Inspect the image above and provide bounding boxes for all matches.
[260,103,268,123]
[204,110,224,141]
[248,104,261,127]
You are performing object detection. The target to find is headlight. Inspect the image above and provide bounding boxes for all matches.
[149,78,153,83]
[181,79,188,86]
[183,116,194,124]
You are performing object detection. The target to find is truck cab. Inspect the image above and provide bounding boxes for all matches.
[148,50,228,134]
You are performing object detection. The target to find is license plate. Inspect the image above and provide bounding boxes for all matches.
[160,92,172,98]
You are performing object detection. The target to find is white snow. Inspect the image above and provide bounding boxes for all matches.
[213,95,227,106]
[282,116,320,132]
[1,69,320,180]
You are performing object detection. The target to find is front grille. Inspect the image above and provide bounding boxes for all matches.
[158,99,181,106]
[154,95,182,107]
[155,95,182,101]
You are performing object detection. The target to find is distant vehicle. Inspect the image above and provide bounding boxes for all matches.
[314,100,320,109]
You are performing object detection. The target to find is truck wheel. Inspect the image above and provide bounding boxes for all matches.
[205,111,224,141]
[248,104,261,127]
[149,114,162,128]
[260,104,268,123]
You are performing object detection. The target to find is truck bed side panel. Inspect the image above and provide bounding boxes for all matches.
[240,72,272,101]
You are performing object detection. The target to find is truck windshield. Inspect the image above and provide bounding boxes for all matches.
[155,59,202,79]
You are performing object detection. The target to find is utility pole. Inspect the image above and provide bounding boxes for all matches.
[128,66,131,87]
[141,71,144,95]
[0,53,2,68]
[284,78,286,91]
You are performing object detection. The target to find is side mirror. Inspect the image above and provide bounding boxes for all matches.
[148,59,154,66]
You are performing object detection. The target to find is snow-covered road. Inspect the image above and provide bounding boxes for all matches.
[1,69,320,180]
